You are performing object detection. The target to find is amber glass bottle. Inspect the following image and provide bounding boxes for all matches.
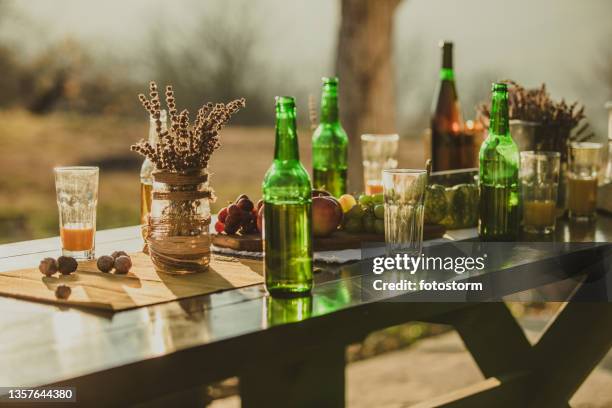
[430,41,465,171]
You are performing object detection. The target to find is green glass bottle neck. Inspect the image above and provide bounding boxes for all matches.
[440,42,454,80]
[320,92,339,124]
[275,105,300,161]
[439,67,455,81]
[489,91,510,137]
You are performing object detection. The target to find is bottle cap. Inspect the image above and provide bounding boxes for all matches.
[275,96,296,113]
[492,82,508,92]
[322,77,338,86]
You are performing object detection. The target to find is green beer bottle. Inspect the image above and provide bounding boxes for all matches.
[263,96,313,295]
[478,83,520,241]
[312,77,348,197]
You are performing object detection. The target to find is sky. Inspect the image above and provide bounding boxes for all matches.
[9,0,612,138]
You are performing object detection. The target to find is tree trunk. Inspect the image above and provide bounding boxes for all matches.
[336,0,401,193]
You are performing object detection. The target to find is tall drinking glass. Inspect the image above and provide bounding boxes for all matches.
[382,169,427,256]
[520,151,560,234]
[568,142,602,221]
[54,166,99,259]
[361,134,399,195]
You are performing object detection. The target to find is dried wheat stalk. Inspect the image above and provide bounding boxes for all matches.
[131,81,246,172]
[476,80,592,141]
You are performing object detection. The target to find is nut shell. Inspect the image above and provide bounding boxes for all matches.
[96,255,115,273]
[55,285,71,299]
[111,251,129,260]
[58,256,78,275]
[39,258,58,276]
[114,255,132,274]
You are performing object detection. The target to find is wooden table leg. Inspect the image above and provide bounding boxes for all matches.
[525,253,612,407]
[240,344,345,408]
[402,303,533,407]
[422,276,611,408]
[428,302,532,378]
[527,302,612,408]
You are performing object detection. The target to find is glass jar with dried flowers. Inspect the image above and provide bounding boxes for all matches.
[147,169,213,273]
[131,82,245,274]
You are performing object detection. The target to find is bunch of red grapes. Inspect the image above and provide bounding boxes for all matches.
[215,195,263,235]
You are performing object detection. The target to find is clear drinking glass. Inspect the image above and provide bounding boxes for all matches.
[54,166,99,259]
[520,151,560,234]
[361,134,399,195]
[382,169,427,256]
[567,142,602,221]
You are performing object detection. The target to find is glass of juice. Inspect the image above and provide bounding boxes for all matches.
[54,166,99,259]
[361,134,399,195]
[520,151,560,234]
[568,142,602,221]
[382,169,427,256]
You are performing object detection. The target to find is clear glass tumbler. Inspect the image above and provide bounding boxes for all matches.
[382,169,427,256]
[361,134,399,195]
[568,142,602,221]
[520,151,560,234]
[54,166,99,259]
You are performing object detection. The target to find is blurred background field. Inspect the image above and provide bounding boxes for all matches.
[0,0,611,243]
[0,110,424,243]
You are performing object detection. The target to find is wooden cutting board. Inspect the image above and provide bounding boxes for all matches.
[212,224,446,253]
[0,252,263,311]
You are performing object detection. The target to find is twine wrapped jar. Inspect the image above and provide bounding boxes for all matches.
[145,169,213,274]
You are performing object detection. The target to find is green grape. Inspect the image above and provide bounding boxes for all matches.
[374,219,385,235]
[372,193,384,205]
[374,204,385,219]
[363,215,376,233]
[358,194,373,207]
[344,218,363,233]
[346,204,365,219]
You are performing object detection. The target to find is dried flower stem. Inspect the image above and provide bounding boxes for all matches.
[131,81,246,172]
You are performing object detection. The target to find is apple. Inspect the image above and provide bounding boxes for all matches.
[312,189,331,198]
[257,204,264,233]
[312,196,343,237]
[338,194,357,213]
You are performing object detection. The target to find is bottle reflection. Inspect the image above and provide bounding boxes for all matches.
[314,280,353,314]
[265,295,313,327]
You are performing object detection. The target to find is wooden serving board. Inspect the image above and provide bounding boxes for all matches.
[0,252,263,311]
[212,224,446,253]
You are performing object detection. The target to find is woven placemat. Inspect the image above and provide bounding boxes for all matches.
[0,252,263,311]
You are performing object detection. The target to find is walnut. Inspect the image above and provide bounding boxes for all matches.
[55,285,71,300]
[39,258,58,276]
[57,256,78,275]
[114,256,132,274]
[111,251,129,260]
[96,255,115,273]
